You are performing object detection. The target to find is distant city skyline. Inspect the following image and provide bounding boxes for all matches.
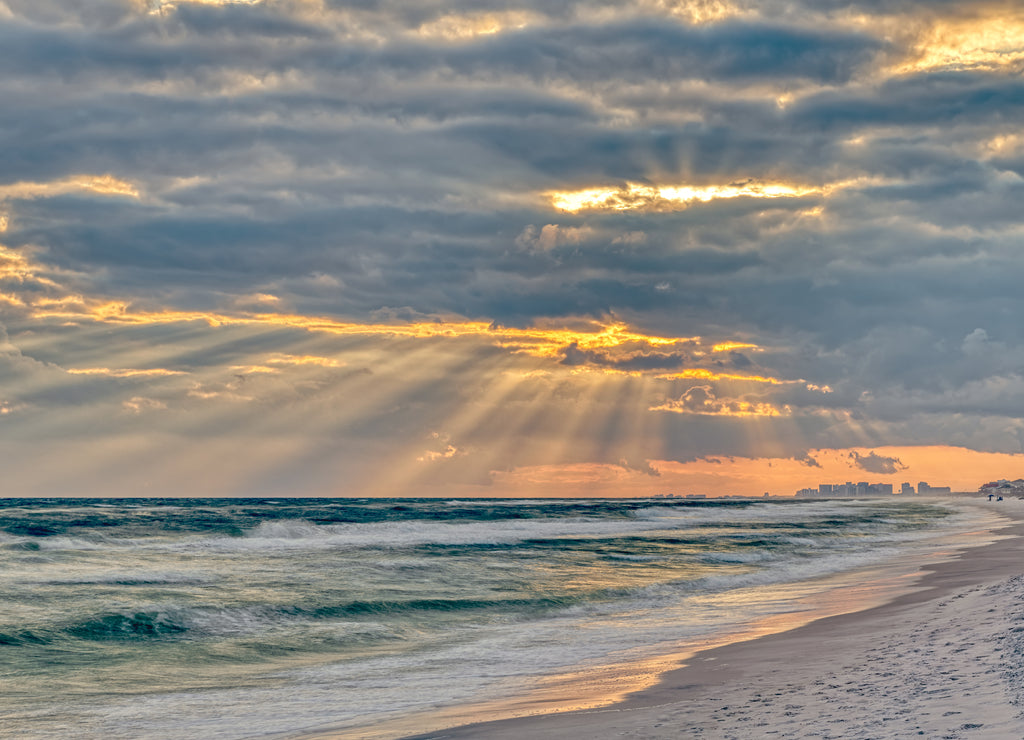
[795,480,953,497]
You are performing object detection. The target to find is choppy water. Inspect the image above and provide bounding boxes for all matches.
[0,497,999,739]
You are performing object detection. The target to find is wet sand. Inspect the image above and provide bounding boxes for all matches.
[401,498,1024,739]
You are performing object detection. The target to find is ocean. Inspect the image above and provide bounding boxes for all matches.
[0,496,1003,739]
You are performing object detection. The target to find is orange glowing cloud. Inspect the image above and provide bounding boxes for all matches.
[0,245,62,290]
[0,174,140,201]
[6,244,797,391]
[547,175,904,215]
[147,0,261,11]
[654,369,789,385]
[549,181,823,213]
[417,431,466,463]
[892,11,1024,74]
[122,397,168,413]
[29,290,703,365]
[415,10,536,40]
[711,341,761,353]
[418,445,463,462]
[644,0,747,24]
[230,365,282,375]
[65,367,189,378]
[650,385,786,417]
[264,353,344,368]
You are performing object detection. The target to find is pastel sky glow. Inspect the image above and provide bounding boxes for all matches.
[3,0,1024,497]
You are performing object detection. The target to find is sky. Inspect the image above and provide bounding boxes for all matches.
[3,0,1024,497]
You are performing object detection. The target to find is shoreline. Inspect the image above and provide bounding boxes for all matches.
[393,497,1024,739]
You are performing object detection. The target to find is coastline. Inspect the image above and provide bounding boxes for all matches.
[390,497,1024,740]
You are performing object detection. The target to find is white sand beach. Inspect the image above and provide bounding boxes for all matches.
[397,498,1024,740]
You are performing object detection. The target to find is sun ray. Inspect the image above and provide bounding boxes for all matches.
[361,359,549,497]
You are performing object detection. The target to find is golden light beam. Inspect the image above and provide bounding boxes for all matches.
[480,372,591,468]
[227,337,464,448]
[601,372,662,469]
[361,353,548,497]
[538,370,634,476]
[374,360,595,498]
[410,365,543,463]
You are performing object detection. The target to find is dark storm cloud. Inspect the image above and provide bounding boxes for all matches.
[0,12,883,93]
[560,342,688,370]
[793,452,822,468]
[787,73,1024,134]
[848,451,907,475]
[619,458,661,477]
[3,0,1024,480]
[419,21,883,84]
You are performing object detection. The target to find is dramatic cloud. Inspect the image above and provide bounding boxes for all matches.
[849,451,908,475]
[793,451,822,468]
[1,0,1023,496]
[650,385,785,417]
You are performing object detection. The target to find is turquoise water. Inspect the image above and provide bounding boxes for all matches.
[0,497,994,738]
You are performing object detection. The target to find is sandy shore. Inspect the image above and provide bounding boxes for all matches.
[400,499,1024,740]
